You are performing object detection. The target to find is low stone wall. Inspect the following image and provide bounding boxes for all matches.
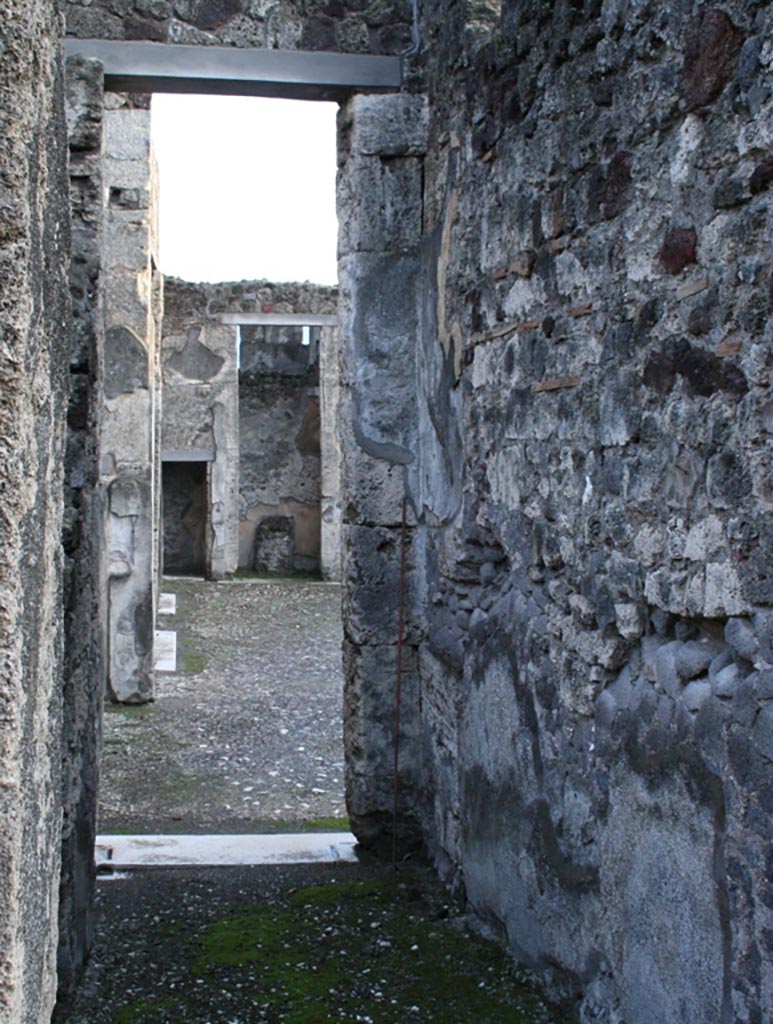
[168,278,337,320]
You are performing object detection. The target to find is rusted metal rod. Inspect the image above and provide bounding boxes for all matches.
[392,495,408,871]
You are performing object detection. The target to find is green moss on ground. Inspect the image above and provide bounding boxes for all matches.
[268,816,351,833]
[104,703,153,718]
[110,873,565,1024]
[227,569,322,582]
[180,651,206,674]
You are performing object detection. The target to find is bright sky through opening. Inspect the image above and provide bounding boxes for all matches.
[151,94,338,285]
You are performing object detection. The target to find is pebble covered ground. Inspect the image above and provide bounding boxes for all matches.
[57,575,567,1024]
[56,863,567,1024]
[99,577,347,834]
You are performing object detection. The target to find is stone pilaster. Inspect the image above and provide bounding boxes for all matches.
[336,92,429,852]
[100,96,159,703]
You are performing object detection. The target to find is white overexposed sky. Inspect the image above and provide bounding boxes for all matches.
[151,94,338,285]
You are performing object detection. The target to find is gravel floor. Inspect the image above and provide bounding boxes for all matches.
[55,862,567,1024]
[99,577,347,834]
[56,576,567,1024]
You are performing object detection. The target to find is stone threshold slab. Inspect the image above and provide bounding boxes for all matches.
[95,833,358,868]
[158,592,176,615]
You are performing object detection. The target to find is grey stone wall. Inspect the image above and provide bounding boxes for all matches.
[162,278,338,577]
[336,91,429,849]
[58,54,106,1003]
[336,2,773,1022]
[239,326,322,573]
[0,0,71,1018]
[64,0,413,55]
[161,277,240,579]
[170,278,337,320]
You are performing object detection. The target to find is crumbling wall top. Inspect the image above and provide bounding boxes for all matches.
[162,276,338,325]
[64,0,414,56]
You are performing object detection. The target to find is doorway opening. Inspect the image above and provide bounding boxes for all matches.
[162,459,209,576]
[97,90,348,847]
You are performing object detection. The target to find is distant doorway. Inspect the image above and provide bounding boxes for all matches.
[162,460,208,575]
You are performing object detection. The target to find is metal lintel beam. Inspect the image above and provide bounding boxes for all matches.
[64,39,402,101]
[162,449,215,462]
[221,313,337,326]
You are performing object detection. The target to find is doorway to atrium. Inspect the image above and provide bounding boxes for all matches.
[98,87,348,847]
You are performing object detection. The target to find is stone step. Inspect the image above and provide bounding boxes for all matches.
[95,832,358,870]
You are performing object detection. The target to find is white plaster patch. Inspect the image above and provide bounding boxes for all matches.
[488,446,525,508]
[683,516,725,561]
[95,833,358,868]
[554,249,590,296]
[503,277,541,318]
[153,629,177,672]
[704,563,750,617]
[158,592,176,616]
[669,115,705,185]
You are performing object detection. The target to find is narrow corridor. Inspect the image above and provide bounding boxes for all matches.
[58,576,565,1024]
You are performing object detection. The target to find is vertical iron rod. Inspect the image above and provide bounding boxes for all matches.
[392,495,408,871]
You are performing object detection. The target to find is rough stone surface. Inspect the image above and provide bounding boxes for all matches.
[64,0,413,54]
[337,3,773,1022]
[58,54,106,1005]
[162,277,339,577]
[0,0,71,1019]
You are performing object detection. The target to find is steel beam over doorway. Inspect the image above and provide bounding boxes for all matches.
[64,39,402,100]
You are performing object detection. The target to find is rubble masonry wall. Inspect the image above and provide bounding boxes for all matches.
[63,0,413,55]
[59,53,107,1002]
[338,2,773,1022]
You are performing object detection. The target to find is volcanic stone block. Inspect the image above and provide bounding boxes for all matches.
[683,8,743,111]
[349,94,429,157]
[341,524,422,646]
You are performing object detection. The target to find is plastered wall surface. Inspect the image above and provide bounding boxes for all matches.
[162,278,240,578]
[100,95,162,704]
[337,2,773,1022]
[238,325,322,573]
